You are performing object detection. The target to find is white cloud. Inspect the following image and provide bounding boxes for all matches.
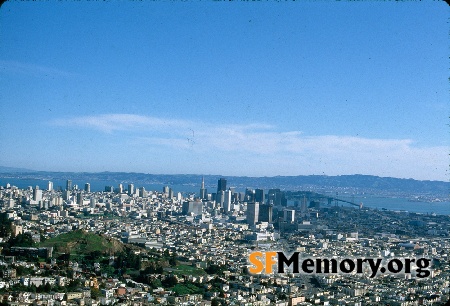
[49,113,448,180]
[0,60,77,78]
[51,114,189,133]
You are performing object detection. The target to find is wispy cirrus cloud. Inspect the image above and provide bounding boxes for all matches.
[51,114,189,133]
[49,113,448,180]
[50,114,274,135]
[0,60,77,78]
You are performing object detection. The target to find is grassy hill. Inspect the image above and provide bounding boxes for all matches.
[40,230,124,255]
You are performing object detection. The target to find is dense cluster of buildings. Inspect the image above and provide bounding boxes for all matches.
[0,177,449,305]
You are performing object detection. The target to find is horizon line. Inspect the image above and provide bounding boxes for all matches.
[0,166,448,183]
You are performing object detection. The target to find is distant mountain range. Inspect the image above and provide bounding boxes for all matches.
[0,166,36,173]
[0,166,448,196]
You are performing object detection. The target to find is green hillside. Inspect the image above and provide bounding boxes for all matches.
[40,230,124,255]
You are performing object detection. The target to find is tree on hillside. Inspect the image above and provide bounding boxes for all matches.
[7,233,34,248]
[162,275,178,288]
[169,252,178,267]
[0,213,12,238]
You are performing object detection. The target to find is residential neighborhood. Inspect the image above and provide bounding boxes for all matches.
[0,178,448,305]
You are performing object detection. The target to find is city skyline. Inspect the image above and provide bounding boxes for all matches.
[0,2,448,181]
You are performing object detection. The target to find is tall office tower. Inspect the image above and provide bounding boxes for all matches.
[200,176,207,200]
[162,186,170,195]
[223,189,233,213]
[118,184,123,193]
[268,189,287,206]
[33,186,42,202]
[232,192,240,203]
[6,199,15,208]
[168,188,174,199]
[139,187,146,198]
[217,178,227,193]
[84,183,90,193]
[238,192,245,202]
[66,180,72,191]
[259,204,273,223]
[47,181,53,192]
[105,186,113,193]
[280,192,287,206]
[77,192,83,205]
[216,190,225,207]
[300,196,308,213]
[128,184,134,196]
[63,190,71,200]
[255,189,265,204]
[245,188,255,202]
[182,200,203,215]
[284,209,295,223]
[90,197,96,208]
[247,202,259,226]
[268,189,279,204]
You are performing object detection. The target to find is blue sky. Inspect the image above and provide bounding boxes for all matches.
[0,2,448,181]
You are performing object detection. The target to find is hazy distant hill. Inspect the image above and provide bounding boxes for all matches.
[0,167,448,196]
[0,166,35,173]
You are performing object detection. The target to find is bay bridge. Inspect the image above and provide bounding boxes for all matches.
[326,196,363,209]
[287,192,363,209]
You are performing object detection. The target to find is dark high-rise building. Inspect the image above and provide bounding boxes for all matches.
[128,184,135,196]
[163,186,170,194]
[66,180,72,191]
[77,192,83,205]
[300,196,308,213]
[268,189,279,204]
[268,189,287,206]
[139,187,146,197]
[284,209,295,223]
[216,190,225,207]
[238,192,245,202]
[280,192,288,206]
[182,201,203,215]
[247,202,259,226]
[255,189,265,204]
[259,204,273,223]
[84,183,90,193]
[245,188,255,202]
[63,190,71,200]
[217,178,227,193]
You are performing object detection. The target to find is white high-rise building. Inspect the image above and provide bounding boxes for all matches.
[200,176,207,200]
[224,190,232,213]
[33,186,43,202]
[47,181,53,191]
